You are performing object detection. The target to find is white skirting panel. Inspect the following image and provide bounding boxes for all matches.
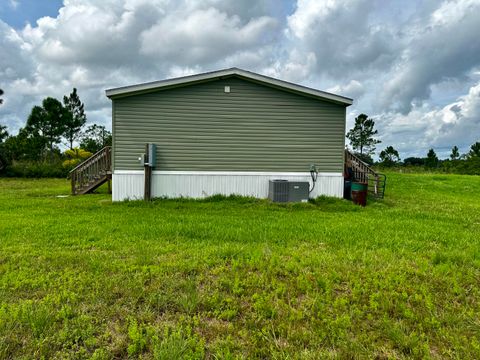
[112,171,344,202]
[112,172,144,201]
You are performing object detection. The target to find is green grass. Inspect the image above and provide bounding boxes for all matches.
[0,173,479,359]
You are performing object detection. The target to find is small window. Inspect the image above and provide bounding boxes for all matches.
[224,86,230,93]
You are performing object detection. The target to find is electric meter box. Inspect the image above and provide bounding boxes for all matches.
[147,143,156,167]
[138,143,157,167]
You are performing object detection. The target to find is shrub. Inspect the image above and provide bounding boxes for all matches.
[447,157,480,175]
[62,148,92,170]
[3,161,68,178]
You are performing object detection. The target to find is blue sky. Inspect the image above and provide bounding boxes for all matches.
[0,0,479,159]
[0,0,62,28]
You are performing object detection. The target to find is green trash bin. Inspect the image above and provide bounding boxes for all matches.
[351,182,368,206]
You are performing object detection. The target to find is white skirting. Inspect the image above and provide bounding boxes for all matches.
[112,170,344,202]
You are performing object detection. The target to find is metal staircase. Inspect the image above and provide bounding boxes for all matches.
[70,146,112,195]
[345,149,386,198]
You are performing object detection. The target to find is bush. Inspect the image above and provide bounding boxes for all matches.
[444,157,480,175]
[62,148,92,171]
[3,161,68,178]
[403,157,425,166]
[377,158,480,176]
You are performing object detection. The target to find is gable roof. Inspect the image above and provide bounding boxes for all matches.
[105,67,353,106]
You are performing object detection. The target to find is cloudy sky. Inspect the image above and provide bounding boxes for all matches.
[1,0,479,158]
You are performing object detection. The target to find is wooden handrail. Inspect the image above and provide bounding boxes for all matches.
[69,146,112,174]
[345,149,386,198]
[345,149,369,183]
[70,146,112,195]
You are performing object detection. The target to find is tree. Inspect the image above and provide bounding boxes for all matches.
[25,97,69,161]
[425,148,439,168]
[403,157,425,166]
[355,153,374,165]
[1,127,47,162]
[0,124,8,170]
[0,125,8,143]
[379,146,400,166]
[0,89,4,105]
[80,124,112,153]
[468,142,480,158]
[346,113,381,156]
[450,145,460,160]
[63,88,86,150]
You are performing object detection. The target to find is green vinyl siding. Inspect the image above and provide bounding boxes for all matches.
[112,76,347,172]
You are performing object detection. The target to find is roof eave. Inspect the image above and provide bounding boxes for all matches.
[105,68,236,99]
[105,68,353,106]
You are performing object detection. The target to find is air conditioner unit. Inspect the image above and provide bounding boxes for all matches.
[268,179,289,203]
[288,181,309,202]
[268,180,309,203]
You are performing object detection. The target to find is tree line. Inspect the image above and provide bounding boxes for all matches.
[0,88,111,177]
[346,113,480,175]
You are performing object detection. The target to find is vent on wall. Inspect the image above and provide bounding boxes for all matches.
[224,86,230,93]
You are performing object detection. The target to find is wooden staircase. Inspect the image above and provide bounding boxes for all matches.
[70,146,112,195]
[345,149,386,199]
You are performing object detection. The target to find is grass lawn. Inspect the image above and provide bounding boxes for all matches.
[0,173,479,359]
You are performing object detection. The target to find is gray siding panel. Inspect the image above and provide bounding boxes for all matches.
[113,77,346,172]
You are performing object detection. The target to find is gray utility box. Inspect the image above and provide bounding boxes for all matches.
[269,180,289,202]
[139,143,157,167]
[268,180,309,203]
[146,143,156,167]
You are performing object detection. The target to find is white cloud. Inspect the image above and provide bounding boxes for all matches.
[139,8,278,65]
[265,49,317,83]
[327,80,364,100]
[286,0,398,76]
[378,81,480,157]
[380,0,480,113]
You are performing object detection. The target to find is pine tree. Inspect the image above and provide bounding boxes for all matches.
[63,88,87,149]
[0,125,8,143]
[0,124,8,170]
[346,114,381,156]
[468,142,480,158]
[450,146,459,160]
[26,97,69,161]
[425,148,439,168]
[379,146,400,166]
